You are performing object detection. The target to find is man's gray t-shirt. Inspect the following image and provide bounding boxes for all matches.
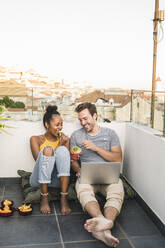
[70,127,120,163]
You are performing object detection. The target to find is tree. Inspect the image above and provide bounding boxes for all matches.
[0,96,25,108]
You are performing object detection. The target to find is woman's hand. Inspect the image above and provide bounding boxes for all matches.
[59,133,69,146]
[76,172,81,178]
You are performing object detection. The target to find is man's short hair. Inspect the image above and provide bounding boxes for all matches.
[75,102,97,117]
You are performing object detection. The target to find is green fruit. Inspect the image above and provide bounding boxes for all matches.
[58,131,62,136]
[72,146,81,153]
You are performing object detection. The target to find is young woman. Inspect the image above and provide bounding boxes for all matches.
[29,105,71,215]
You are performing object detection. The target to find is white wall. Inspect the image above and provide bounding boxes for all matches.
[0,120,125,177]
[123,123,165,225]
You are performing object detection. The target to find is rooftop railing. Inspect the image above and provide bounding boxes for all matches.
[0,86,165,136]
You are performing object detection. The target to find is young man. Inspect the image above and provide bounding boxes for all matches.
[70,102,124,247]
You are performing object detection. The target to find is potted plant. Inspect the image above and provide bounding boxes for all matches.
[0,96,25,112]
[0,105,14,134]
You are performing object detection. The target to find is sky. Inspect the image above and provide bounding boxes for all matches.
[0,0,165,90]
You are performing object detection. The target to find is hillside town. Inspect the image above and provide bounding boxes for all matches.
[0,65,164,131]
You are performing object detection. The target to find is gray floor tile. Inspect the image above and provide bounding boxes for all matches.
[1,182,164,248]
[29,245,62,248]
[30,245,62,248]
[0,215,60,246]
[131,235,165,248]
[117,199,161,237]
[4,183,22,196]
[58,214,94,242]
[64,241,108,248]
[112,223,125,238]
[58,213,123,242]
[55,200,83,214]
[0,183,5,195]
[2,193,24,204]
[0,178,21,184]
[64,239,131,248]
[2,244,63,248]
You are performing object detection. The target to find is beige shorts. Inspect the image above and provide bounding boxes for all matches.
[75,178,124,213]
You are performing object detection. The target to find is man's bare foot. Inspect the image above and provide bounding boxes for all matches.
[40,195,51,214]
[84,217,113,232]
[92,230,119,247]
[60,196,71,215]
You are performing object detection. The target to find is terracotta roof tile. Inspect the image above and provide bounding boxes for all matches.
[0,87,27,96]
[29,80,46,86]
[61,91,71,95]
[76,90,131,107]
[40,91,53,96]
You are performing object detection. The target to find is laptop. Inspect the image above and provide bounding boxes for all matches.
[80,162,121,184]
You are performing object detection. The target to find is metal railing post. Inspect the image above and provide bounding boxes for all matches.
[130,89,133,122]
[32,88,34,115]
[163,97,165,137]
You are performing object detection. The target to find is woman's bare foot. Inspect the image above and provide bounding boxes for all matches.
[40,195,51,214]
[60,195,71,215]
[92,230,119,247]
[84,217,113,232]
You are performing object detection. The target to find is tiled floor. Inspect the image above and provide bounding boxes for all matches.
[0,181,165,248]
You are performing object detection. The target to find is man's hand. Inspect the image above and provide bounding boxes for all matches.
[71,153,81,160]
[70,149,82,160]
[81,140,98,152]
